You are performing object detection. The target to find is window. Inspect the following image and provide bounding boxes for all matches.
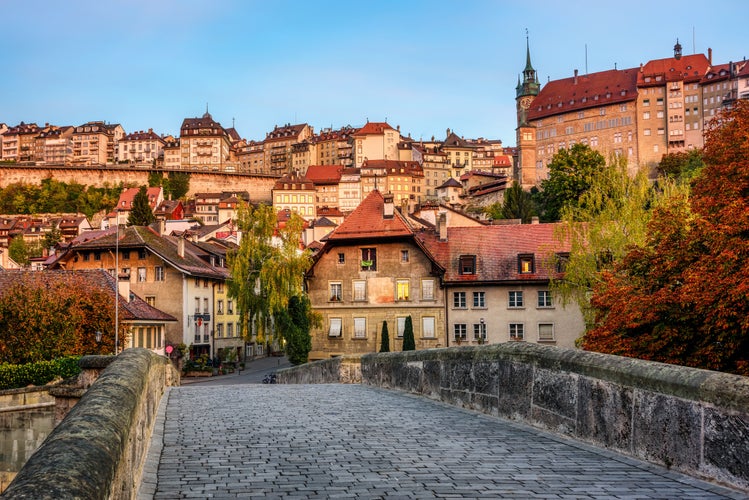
[643,111,650,119]
[137,267,146,282]
[121,267,130,277]
[329,318,342,337]
[509,323,524,340]
[644,128,651,136]
[82,252,90,262]
[195,277,200,288]
[454,324,467,341]
[473,291,485,308]
[329,282,342,301]
[217,282,224,293]
[353,318,366,338]
[94,252,101,261]
[518,254,534,274]
[227,322,234,337]
[203,298,209,313]
[396,279,410,301]
[538,290,553,308]
[421,279,434,301]
[204,279,209,288]
[422,317,435,338]
[400,249,409,263]
[218,300,224,314]
[361,248,377,270]
[459,255,476,275]
[155,266,164,281]
[353,280,367,301]
[453,291,466,308]
[509,291,524,308]
[228,300,234,314]
[397,317,406,338]
[555,252,570,273]
[217,323,224,338]
[122,251,130,260]
[145,296,155,307]
[643,99,650,107]
[194,298,200,313]
[337,253,345,264]
[473,322,487,341]
[138,249,147,260]
[538,323,555,341]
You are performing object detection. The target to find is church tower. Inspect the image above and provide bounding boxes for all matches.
[515,34,540,188]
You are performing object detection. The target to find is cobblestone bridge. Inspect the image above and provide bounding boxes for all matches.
[138,381,743,499]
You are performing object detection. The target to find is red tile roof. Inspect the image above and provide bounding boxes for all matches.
[529,68,639,121]
[417,223,570,283]
[305,165,344,184]
[638,53,710,86]
[326,190,412,241]
[353,122,396,136]
[117,187,162,210]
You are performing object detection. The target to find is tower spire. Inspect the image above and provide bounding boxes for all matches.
[524,29,533,73]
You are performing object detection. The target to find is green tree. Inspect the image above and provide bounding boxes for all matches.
[537,144,606,222]
[127,186,156,226]
[656,150,704,182]
[228,203,312,348]
[8,235,30,266]
[498,181,535,223]
[402,316,415,351]
[43,225,62,250]
[280,295,313,365]
[148,171,164,188]
[380,321,390,353]
[552,154,681,328]
[165,172,190,200]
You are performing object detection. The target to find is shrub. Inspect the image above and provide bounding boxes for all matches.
[0,356,81,390]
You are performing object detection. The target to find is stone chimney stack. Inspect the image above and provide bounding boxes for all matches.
[708,47,713,64]
[383,193,394,219]
[159,218,166,236]
[178,236,185,258]
[118,273,130,303]
[574,69,578,84]
[437,212,448,241]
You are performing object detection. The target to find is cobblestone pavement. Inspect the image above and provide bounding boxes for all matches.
[139,384,746,499]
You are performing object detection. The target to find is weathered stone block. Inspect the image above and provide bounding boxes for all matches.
[421,360,441,399]
[703,408,749,488]
[472,360,498,396]
[632,390,701,471]
[532,368,578,420]
[576,377,633,452]
[496,360,533,420]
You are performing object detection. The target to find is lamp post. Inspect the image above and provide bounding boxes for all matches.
[95,330,102,354]
[114,212,119,355]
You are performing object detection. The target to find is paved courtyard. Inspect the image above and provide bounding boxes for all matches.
[139,384,745,499]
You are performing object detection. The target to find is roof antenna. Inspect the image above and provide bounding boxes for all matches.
[205,103,209,114]
[585,43,588,74]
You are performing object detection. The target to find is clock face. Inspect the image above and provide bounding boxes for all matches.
[520,96,533,109]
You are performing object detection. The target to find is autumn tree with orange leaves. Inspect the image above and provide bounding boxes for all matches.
[583,101,749,375]
[0,273,117,364]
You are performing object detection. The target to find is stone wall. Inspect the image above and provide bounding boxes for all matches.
[2,348,179,500]
[276,355,362,384]
[279,343,749,493]
[0,165,275,202]
[0,387,55,413]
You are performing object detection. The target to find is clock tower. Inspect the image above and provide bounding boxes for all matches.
[515,34,541,188]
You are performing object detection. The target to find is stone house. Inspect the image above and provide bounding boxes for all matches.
[305,190,446,359]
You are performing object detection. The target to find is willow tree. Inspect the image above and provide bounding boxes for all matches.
[227,203,312,349]
[551,154,687,329]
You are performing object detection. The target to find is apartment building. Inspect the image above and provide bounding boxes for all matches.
[352,122,400,167]
[272,172,316,220]
[263,123,314,175]
[70,121,124,166]
[117,128,166,164]
[179,111,233,170]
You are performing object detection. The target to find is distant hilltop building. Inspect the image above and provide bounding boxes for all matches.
[515,39,749,187]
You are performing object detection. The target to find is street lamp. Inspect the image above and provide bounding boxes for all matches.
[95,330,102,355]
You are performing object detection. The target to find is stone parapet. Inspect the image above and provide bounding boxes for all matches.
[2,348,179,500]
[278,343,749,493]
[276,355,361,384]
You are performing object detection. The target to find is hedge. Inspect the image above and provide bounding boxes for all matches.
[0,356,81,390]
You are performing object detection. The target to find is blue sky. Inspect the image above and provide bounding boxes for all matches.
[3,0,746,147]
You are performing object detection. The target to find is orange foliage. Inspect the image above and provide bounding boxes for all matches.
[584,101,749,375]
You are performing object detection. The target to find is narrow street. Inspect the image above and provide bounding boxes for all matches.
[180,355,291,386]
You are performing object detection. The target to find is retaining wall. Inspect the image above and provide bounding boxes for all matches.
[278,343,749,493]
[276,355,362,384]
[1,348,179,500]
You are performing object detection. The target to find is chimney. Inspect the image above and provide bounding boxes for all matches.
[383,193,394,219]
[400,198,409,214]
[531,216,540,224]
[159,218,166,236]
[708,47,713,64]
[437,212,447,241]
[574,69,578,84]
[178,236,185,258]
[118,273,130,303]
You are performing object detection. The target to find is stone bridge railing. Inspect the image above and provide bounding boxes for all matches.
[276,343,749,493]
[1,348,179,500]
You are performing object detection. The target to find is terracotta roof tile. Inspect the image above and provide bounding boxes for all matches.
[353,122,396,136]
[326,190,412,241]
[638,53,710,86]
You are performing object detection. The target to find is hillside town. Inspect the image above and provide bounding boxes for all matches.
[0,40,747,366]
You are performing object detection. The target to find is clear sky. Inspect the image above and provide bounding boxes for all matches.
[2,0,747,147]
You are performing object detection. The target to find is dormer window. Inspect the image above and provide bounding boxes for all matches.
[459,255,476,275]
[518,254,535,274]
